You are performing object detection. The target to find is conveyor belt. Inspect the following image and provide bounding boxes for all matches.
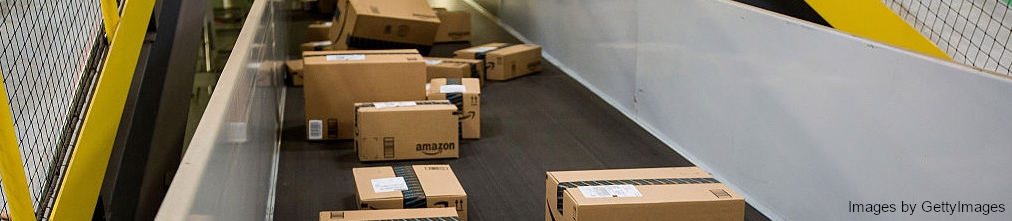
[275,1,771,220]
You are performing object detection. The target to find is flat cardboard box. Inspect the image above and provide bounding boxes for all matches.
[427,78,480,139]
[285,59,304,86]
[303,49,426,140]
[331,0,440,54]
[320,208,459,221]
[483,44,543,80]
[353,165,468,220]
[424,57,484,86]
[545,167,744,221]
[453,42,511,60]
[433,8,471,43]
[307,22,333,42]
[354,100,458,160]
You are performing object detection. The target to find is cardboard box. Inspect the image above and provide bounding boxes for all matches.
[354,100,458,160]
[433,8,471,43]
[320,208,459,221]
[424,57,484,86]
[301,41,338,51]
[285,59,304,86]
[303,49,426,140]
[427,78,480,139]
[308,22,333,42]
[353,165,468,220]
[453,42,511,60]
[545,167,744,221]
[330,0,440,54]
[454,43,542,80]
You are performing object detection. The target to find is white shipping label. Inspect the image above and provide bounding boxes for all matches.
[578,185,643,198]
[312,41,333,46]
[425,83,431,91]
[424,60,443,65]
[371,177,408,193]
[466,46,498,53]
[373,101,417,109]
[326,54,365,61]
[439,85,467,93]
[308,120,323,139]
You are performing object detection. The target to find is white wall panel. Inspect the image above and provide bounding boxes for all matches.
[488,0,1012,220]
[156,0,287,220]
[498,0,639,112]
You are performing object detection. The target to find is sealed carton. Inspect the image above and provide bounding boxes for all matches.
[331,0,440,54]
[454,43,542,80]
[285,59,304,86]
[545,167,744,221]
[307,22,333,42]
[427,78,480,139]
[303,49,426,140]
[424,57,484,86]
[354,101,458,160]
[320,208,459,221]
[433,8,471,43]
[453,43,511,60]
[353,165,468,220]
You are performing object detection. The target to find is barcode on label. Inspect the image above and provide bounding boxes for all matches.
[308,120,323,139]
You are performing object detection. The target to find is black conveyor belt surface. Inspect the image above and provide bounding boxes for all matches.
[276,1,771,220]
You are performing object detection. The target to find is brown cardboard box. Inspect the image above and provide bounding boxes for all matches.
[545,167,745,221]
[354,100,458,160]
[427,78,480,139]
[320,208,459,221]
[303,49,426,140]
[453,42,511,59]
[433,8,471,43]
[454,43,542,80]
[353,165,468,220]
[301,41,338,51]
[331,0,441,54]
[483,44,542,80]
[308,22,333,42]
[424,57,484,86]
[285,59,304,86]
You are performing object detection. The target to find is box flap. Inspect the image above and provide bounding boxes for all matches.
[412,165,466,197]
[488,44,541,55]
[353,166,403,201]
[303,49,420,57]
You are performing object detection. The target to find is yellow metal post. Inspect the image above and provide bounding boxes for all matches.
[100,0,121,39]
[0,70,38,221]
[49,0,157,219]
[804,0,951,59]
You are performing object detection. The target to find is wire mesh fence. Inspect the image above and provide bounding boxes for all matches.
[0,0,105,219]
[885,0,1012,75]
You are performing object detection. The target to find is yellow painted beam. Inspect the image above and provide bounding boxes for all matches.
[805,0,951,59]
[50,0,157,219]
[0,71,37,221]
[100,0,121,39]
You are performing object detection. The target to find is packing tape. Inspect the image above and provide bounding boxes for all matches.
[555,178,720,215]
[393,166,427,208]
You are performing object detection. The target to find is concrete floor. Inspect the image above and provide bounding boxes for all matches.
[274,1,772,220]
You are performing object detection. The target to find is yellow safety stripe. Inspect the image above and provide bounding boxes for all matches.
[100,0,121,39]
[0,70,38,221]
[50,0,157,219]
[804,0,951,59]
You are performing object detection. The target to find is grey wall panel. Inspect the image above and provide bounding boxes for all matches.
[155,0,286,220]
[487,0,1012,220]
